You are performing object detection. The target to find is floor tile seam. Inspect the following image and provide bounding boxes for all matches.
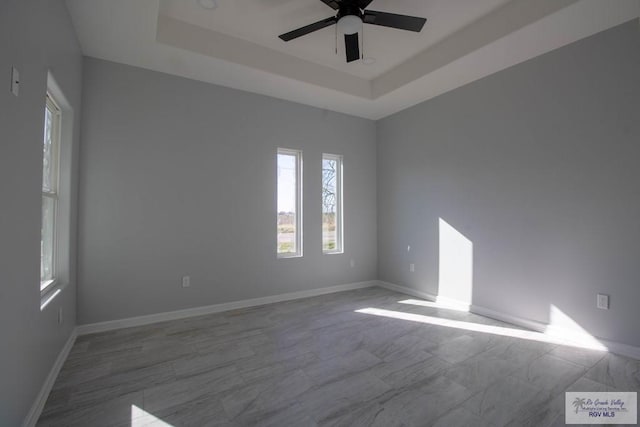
[512,350,551,383]
[501,371,552,398]
[372,375,442,405]
[106,358,182,381]
[459,386,518,423]
[301,368,367,394]
[438,347,488,366]
[210,385,261,421]
[193,341,256,358]
[373,356,449,388]
[305,360,386,388]
[503,385,571,427]
[178,361,243,382]
[539,352,593,372]
[144,384,240,416]
[50,364,115,393]
[549,349,608,369]
[65,346,146,363]
[443,366,517,394]
[44,388,143,421]
[470,373,544,417]
[431,399,488,427]
[572,371,623,392]
[315,398,381,426]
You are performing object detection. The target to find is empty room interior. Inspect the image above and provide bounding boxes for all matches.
[3,0,640,426]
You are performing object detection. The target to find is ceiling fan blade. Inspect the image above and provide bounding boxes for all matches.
[319,0,340,10]
[279,16,338,41]
[363,10,426,32]
[344,33,360,62]
[357,0,374,9]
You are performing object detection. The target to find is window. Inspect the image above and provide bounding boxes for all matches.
[41,93,61,294]
[39,75,73,310]
[322,153,343,253]
[277,148,302,257]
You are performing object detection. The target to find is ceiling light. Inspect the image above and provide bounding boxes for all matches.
[197,0,218,10]
[337,15,362,35]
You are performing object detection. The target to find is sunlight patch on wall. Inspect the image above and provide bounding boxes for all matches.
[545,305,607,350]
[438,218,473,307]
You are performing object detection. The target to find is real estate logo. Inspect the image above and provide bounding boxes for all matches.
[565,392,637,424]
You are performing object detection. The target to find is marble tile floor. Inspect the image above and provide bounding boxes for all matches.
[37,287,640,427]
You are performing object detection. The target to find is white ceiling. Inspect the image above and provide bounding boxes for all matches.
[66,0,639,119]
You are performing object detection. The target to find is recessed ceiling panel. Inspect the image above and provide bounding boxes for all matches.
[158,0,511,79]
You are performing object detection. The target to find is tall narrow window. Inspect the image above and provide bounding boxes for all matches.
[322,153,343,253]
[41,93,61,293]
[277,148,302,257]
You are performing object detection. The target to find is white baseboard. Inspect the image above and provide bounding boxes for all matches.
[22,328,77,427]
[376,281,640,360]
[377,280,438,301]
[77,280,377,335]
[470,304,547,333]
[598,339,640,360]
[377,281,472,311]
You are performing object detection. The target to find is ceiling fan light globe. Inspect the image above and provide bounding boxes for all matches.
[337,15,362,35]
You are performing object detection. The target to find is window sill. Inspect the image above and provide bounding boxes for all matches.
[277,254,303,259]
[41,279,56,293]
[40,280,66,311]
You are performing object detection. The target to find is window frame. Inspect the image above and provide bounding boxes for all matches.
[322,153,343,254]
[41,92,62,296]
[277,148,303,258]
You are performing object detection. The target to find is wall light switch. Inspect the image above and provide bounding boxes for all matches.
[409,263,415,273]
[596,293,609,310]
[182,276,191,288]
[58,307,63,325]
[350,259,355,268]
[11,67,19,96]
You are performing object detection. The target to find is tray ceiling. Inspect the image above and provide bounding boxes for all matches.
[66,0,639,119]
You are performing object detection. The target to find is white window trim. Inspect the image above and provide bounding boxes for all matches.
[322,153,344,254]
[41,92,61,297]
[277,148,303,258]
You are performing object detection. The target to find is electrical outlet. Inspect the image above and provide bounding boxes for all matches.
[11,67,19,96]
[409,263,415,273]
[57,307,63,325]
[182,276,191,288]
[596,293,609,310]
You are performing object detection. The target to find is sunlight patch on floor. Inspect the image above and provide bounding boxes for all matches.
[398,298,470,312]
[131,405,174,427]
[355,307,607,351]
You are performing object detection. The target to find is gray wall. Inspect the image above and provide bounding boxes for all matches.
[377,21,640,347]
[77,58,377,324]
[0,0,82,425]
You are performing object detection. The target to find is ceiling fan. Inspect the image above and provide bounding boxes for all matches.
[278,0,427,63]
